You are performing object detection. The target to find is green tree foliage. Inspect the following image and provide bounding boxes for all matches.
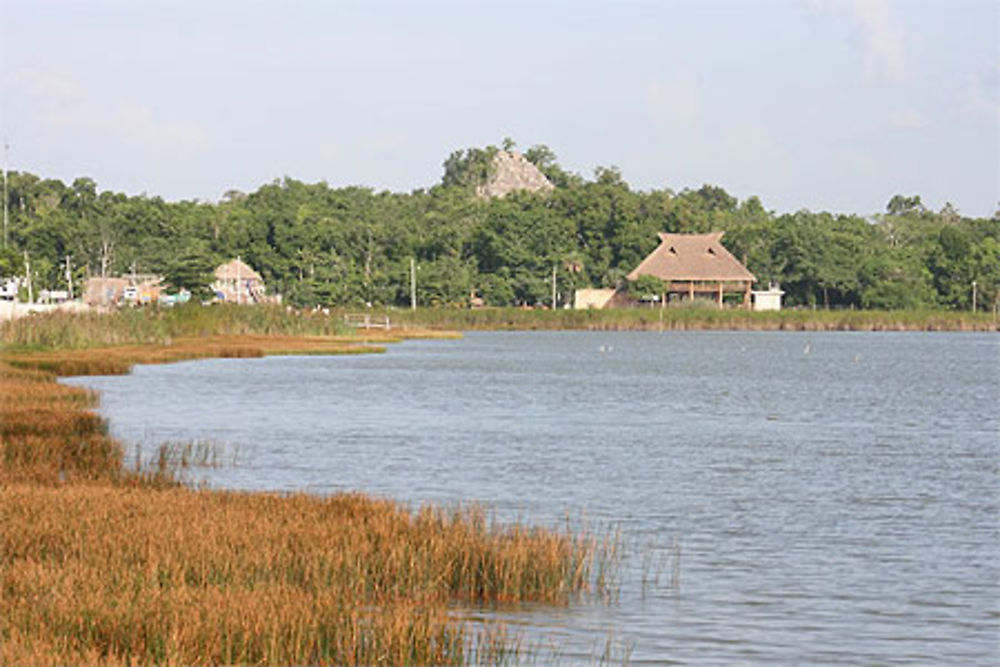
[441,146,499,190]
[1,156,996,311]
[163,246,216,300]
[629,274,666,301]
[0,246,23,277]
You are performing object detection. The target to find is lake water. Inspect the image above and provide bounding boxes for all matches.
[64,331,1000,664]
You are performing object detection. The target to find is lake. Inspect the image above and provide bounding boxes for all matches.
[63,331,1000,664]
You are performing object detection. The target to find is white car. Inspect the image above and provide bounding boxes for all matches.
[0,278,18,300]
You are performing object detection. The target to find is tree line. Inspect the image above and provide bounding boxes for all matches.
[1,142,997,310]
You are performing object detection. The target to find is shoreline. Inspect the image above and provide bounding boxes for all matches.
[364,306,999,333]
[1,329,617,665]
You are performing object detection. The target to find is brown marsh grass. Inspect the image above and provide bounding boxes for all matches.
[0,360,123,485]
[1,484,612,664]
[1,334,386,377]
[0,329,613,663]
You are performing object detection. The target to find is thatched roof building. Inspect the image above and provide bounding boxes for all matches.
[627,232,755,283]
[626,232,756,307]
[212,258,275,304]
[215,258,263,283]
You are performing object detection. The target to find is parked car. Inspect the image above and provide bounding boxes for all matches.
[0,278,18,300]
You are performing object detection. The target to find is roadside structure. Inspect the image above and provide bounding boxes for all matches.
[84,274,163,307]
[625,232,756,308]
[212,257,276,304]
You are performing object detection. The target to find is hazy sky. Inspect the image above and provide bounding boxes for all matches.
[1,0,997,217]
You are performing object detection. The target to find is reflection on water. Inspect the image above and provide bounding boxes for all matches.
[64,331,1000,664]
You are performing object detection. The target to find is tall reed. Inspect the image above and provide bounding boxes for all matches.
[1,485,614,664]
[368,305,999,332]
[0,361,123,484]
[0,303,354,349]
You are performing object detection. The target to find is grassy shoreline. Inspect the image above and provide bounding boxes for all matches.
[374,306,999,332]
[2,304,994,355]
[0,310,615,664]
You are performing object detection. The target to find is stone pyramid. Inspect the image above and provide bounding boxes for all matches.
[475,150,555,199]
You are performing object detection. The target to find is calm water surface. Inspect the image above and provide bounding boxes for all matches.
[64,331,1000,664]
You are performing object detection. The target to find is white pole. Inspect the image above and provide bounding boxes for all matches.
[2,140,8,248]
[410,258,416,311]
[972,280,977,312]
[65,255,73,300]
[551,264,557,309]
[236,255,242,305]
[24,250,32,303]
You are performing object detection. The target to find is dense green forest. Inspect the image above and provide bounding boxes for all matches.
[1,142,997,310]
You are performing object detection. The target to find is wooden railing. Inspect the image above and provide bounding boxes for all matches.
[343,313,391,330]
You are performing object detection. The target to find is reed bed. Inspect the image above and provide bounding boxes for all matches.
[375,305,999,332]
[0,361,123,485]
[0,303,355,349]
[0,326,613,663]
[1,485,612,664]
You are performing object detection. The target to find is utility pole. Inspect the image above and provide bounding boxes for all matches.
[410,257,416,311]
[65,255,73,300]
[972,280,977,312]
[23,250,32,303]
[551,264,557,310]
[2,140,8,249]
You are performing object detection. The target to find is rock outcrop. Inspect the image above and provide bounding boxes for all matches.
[475,150,555,199]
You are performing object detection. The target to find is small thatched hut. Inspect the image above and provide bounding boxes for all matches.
[212,258,273,304]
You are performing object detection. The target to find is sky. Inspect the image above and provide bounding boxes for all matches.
[1,0,998,217]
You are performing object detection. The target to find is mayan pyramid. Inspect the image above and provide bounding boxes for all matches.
[475,150,555,199]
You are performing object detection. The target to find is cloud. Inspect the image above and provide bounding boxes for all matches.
[851,0,905,83]
[960,65,1000,120]
[6,67,85,102]
[808,0,907,84]
[887,108,928,129]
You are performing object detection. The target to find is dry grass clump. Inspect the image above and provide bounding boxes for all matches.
[1,485,607,664]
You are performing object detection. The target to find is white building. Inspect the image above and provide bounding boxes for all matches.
[752,283,785,311]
